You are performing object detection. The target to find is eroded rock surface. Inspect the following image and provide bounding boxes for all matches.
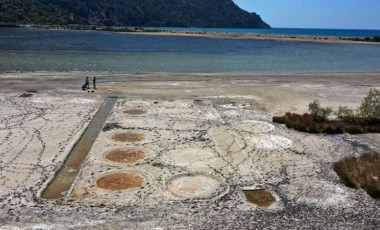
[1,97,379,229]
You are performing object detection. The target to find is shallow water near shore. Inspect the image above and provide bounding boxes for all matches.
[1,28,380,73]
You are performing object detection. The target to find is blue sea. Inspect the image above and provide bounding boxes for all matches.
[1,27,380,73]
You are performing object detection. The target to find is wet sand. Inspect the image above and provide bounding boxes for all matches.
[0,72,379,229]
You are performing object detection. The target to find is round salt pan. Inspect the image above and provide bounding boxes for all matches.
[127,101,151,107]
[96,172,144,191]
[120,119,145,128]
[161,101,190,109]
[172,121,197,130]
[109,131,147,143]
[218,103,249,109]
[122,109,147,115]
[238,120,275,133]
[205,111,221,120]
[223,110,240,118]
[161,148,217,167]
[104,147,146,164]
[167,174,222,199]
[219,103,239,109]
[252,135,293,150]
[160,108,195,116]
[284,179,349,207]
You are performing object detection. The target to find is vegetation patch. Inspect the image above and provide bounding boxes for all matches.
[273,89,380,134]
[347,36,380,43]
[334,154,380,199]
[273,113,380,134]
[0,0,270,28]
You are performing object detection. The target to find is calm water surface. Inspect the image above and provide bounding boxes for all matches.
[1,28,380,73]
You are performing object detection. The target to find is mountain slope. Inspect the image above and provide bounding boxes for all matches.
[0,0,270,28]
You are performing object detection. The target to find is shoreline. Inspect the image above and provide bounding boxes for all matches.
[125,30,380,45]
[1,71,380,112]
[13,25,380,45]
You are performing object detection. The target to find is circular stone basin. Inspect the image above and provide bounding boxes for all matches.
[120,119,146,129]
[128,101,151,107]
[252,135,293,150]
[97,172,144,191]
[122,109,147,115]
[104,148,146,164]
[109,132,147,143]
[161,148,217,167]
[167,174,222,199]
[238,120,275,133]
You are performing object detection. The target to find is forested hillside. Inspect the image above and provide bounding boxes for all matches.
[0,0,270,28]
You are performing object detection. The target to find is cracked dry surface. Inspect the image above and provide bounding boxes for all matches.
[0,94,102,221]
[1,97,380,229]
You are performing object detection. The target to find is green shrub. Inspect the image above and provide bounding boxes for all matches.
[308,100,333,121]
[334,154,380,199]
[357,89,380,121]
[342,125,364,134]
[334,106,355,120]
[273,89,380,135]
[272,116,285,124]
[373,36,380,42]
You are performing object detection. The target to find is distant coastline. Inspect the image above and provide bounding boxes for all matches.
[10,24,380,45]
[128,30,380,45]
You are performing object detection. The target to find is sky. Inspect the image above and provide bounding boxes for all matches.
[233,0,380,30]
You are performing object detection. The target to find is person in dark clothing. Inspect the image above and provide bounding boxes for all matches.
[82,77,88,90]
[82,77,90,90]
[85,77,90,89]
[93,77,97,90]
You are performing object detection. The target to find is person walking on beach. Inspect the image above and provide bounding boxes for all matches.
[85,77,90,89]
[93,77,97,90]
[82,77,91,91]
[82,77,89,90]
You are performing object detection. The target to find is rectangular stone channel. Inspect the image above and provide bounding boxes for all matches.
[42,97,117,199]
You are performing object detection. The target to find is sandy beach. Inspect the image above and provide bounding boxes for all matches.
[123,30,380,45]
[0,72,379,229]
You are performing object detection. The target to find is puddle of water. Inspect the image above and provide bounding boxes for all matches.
[97,172,144,191]
[242,189,276,208]
[42,97,117,199]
